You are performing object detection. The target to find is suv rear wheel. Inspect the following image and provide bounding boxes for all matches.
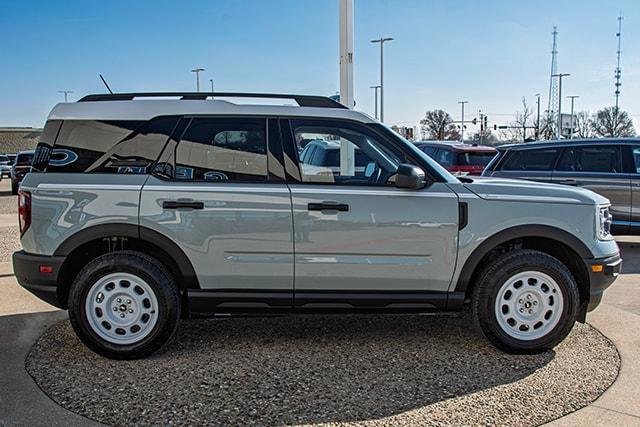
[472,249,579,353]
[68,251,180,359]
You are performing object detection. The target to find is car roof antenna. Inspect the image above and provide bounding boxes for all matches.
[99,74,114,94]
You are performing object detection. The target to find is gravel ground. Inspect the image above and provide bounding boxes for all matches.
[26,314,619,426]
[0,225,21,262]
[0,192,16,214]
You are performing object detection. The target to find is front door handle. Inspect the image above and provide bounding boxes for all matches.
[308,201,349,212]
[163,200,204,210]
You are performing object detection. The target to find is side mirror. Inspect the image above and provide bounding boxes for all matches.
[395,163,426,190]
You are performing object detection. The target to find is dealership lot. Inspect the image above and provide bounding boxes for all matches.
[0,178,637,426]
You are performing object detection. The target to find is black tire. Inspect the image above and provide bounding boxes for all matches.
[68,251,181,359]
[472,249,580,354]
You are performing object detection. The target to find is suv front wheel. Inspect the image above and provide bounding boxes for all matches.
[472,249,579,353]
[68,251,181,359]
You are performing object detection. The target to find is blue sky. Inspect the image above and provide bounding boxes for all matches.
[1,0,639,132]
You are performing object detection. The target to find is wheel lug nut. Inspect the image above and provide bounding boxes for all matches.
[117,298,122,303]
[533,301,537,305]
[128,309,133,314]
[127,299,131,304]
[120,313,125,318]
[519,308,524,313]
[113,307,118,311]
[518,299,523,304]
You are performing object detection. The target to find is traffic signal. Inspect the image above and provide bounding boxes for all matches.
[493,124,497,131]
[484,116,488,130]
[471,118,477,125]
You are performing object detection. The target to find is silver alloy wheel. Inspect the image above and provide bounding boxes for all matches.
[494,270,564,341]
[85,272,159,345]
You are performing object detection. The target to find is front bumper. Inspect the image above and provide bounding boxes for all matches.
[13,250,66,308]
[584,253,622,313]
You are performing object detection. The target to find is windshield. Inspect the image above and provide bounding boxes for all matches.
[374,124,459,183]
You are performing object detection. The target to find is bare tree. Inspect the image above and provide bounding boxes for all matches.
[574,111,593,138]
[498,98,535,142]
[420,109,460,140]
[469,130,498,145]
[590,107,636,137]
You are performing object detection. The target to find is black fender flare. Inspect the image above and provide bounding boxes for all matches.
[54,223,200,289]
[454,224,592,294]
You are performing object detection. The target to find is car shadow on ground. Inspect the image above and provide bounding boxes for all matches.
[618,241,640,274]
[26,313,555,426]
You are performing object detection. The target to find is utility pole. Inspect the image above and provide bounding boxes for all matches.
[552,73,570,139]
[458,101,468,142]
[191,68,205,92]
[547,26,559,138]
[370,85,381,119]
[209,79,214,92]
[339,0,355,175]
[371,37,393,122]
[535,93,541,139]
[58,90,73,102]
[567,95,579,139]
[479,110,484,145]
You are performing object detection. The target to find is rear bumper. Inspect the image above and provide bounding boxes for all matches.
[13,250,65,308]
[584,253,622,312]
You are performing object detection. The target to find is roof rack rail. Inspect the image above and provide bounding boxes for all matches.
[78,92,348,109]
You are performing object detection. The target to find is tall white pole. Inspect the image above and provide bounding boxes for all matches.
[458,101,468,142]
[339,0,355,176]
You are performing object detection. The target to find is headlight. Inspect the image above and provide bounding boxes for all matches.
[597,206,613,240]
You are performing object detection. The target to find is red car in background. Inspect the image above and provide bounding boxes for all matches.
[414,141,497,176]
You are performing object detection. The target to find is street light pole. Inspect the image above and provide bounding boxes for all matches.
[567,95,579,139]
[191,68,205,92]
[535,94,541,140]
[371,37,394,122]
[552,73,570,139]
[370,85,381,119]
[209,79,214,92]
[58,90,73,102]
[458,101,468,142]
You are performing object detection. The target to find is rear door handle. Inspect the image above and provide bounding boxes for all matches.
[558,178,578,186]
[163,200,204,210]
[308,202,349,212]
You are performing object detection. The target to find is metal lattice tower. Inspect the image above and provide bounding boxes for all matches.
[546,26,559,136]
[614,15,623,113]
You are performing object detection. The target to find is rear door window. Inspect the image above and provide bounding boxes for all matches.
[631,146,640,173]
[174,117,267,182]
[556,145,621,173]
[502,149,559,171]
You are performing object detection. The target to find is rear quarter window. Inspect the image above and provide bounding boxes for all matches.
[556,145,622,173]
[44,117,179,174]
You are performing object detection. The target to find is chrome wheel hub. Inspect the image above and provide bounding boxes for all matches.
[494,271,564,341]
[85,272,159,345]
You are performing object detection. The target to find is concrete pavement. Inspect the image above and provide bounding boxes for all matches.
[0,262,102,426]
[547,237,640,426]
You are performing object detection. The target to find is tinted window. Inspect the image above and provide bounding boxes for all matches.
[417,145,437,156]
[456,151,496,166]
[46,118,177,174]
[556,146,621,173]
[502,149,559,171]
[292,120,406,185]
[434,148,453,167]
[632,147,640,173]
[175,117,267,182]
[0,155,8,163]
[16,152,34,166]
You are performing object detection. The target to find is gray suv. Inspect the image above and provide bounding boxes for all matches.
[483,139,640,235]
[13,93,621,359]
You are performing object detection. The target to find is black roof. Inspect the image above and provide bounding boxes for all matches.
[497,137,640,151]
